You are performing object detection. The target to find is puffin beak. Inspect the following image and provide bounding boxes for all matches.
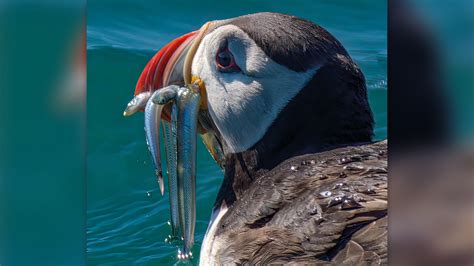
[125,22,225,167]
[124,23,212,120]
[124,30,197,119]
[133,31,197,96]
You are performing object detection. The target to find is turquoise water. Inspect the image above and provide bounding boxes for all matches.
[87,0,387,264]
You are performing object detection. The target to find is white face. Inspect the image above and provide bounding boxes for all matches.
[192,24,319,154]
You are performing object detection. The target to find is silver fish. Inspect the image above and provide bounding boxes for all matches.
[162,119,180,239]
[123,91,151,117]
[151,85,179,105]
[155,86,181,239]
[176,85,200,258]
[144,92,164,195]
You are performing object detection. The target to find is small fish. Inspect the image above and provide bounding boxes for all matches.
[200,131,226,169]
[175,85,200,258]
[123,91,151,117]
[156,85,181,239]
[152,85,179,105]
[163,119,180,239]
[144,92,164,195]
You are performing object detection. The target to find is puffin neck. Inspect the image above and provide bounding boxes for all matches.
[213,61,374,209]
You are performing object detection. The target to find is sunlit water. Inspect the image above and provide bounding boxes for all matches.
[87,0,387,264]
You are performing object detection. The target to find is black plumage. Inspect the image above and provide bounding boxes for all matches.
[210,141,387,264]
[202,12,385,265]
[226,12,349,72]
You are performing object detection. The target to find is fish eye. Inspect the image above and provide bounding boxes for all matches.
[216,41,240,73]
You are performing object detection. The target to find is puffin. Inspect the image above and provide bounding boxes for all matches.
[131,12,387,265]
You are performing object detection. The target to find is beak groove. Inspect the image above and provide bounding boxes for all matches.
[183,22,212,85]
[134,31,198,96]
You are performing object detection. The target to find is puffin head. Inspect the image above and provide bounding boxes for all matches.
[133,12,374,168]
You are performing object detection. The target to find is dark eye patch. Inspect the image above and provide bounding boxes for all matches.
[216,39,240,73]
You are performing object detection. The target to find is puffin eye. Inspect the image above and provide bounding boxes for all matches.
[216,45,240,73]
